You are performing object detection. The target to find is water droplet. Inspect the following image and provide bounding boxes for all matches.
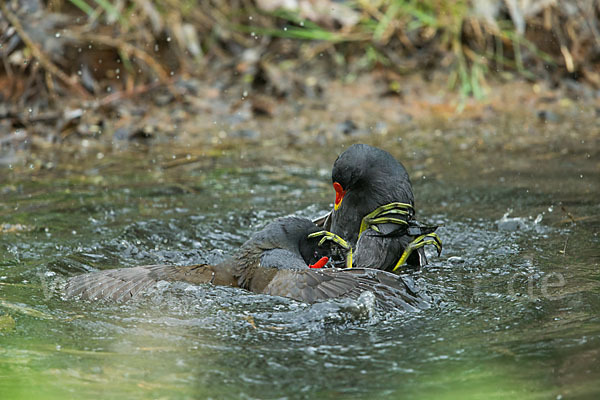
[154,44,159,52]
[166,36,172,42]
[283,26,288,31]
[77,70,82,76]
[170,71,174,76]
[300,21,304,27]
[242,90,248,98]
[249,16,253,20]
[55,32,61,38]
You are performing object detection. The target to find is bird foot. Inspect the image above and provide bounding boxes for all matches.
[392,232,443,272]
[307,230,353,268]
[359,202,415,235]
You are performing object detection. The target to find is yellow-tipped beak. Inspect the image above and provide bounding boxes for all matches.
[333,182,345,211]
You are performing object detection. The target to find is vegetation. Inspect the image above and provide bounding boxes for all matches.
[1,0,599,102]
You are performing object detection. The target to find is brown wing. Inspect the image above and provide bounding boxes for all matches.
[65,265,166,302]
[262,268,428,310]
[65,264,427,310]
[64,264,235,302]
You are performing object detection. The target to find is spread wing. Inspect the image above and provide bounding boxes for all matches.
[64,265,166,302]
[262,268,428,310]
[65,264,428,310]
[64,264,224,302]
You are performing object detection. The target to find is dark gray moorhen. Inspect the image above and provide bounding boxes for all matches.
[317,144,441,272]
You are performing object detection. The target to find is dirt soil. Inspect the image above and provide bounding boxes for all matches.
[1,67,599,175]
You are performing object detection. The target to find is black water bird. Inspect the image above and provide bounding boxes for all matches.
[65,217,427,310]
[317,144,441,272]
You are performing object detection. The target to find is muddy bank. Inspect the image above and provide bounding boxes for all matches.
[1,0,600,169]
[1,71,599,174]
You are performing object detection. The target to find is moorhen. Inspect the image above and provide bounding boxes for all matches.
[316,144,442,272]
[65,217,428,310]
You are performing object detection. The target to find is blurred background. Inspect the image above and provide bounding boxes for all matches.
[1,0,599,157]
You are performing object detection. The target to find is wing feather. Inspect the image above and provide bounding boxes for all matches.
[263,268,428,310]
[65,264,428,310]
[64,264,225,302]
[65,265,161,301]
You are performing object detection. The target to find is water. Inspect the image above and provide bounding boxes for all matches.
[1,137,598,399]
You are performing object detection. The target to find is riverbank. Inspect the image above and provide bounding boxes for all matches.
[2,69,598,175]
[2,0,600,170]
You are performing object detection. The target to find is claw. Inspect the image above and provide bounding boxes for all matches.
[392,232,443,272]
[307,231,353,268]
[359,202,414,235]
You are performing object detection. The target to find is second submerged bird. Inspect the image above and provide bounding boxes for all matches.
[65,217,428,310]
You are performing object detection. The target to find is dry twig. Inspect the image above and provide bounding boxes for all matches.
[0,2,90,98]
[67,32,170,83]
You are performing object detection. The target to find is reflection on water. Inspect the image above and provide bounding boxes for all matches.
[1,139,599,399]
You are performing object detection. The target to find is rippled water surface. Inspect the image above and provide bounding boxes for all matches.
[1,138,598,399]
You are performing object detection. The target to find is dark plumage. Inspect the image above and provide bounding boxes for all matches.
[65,217,428,310]
[320,144,430,271]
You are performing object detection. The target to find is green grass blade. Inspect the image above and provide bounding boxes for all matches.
[68,0,94,16]
[374,2,400,41]
[93,0,128,27]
